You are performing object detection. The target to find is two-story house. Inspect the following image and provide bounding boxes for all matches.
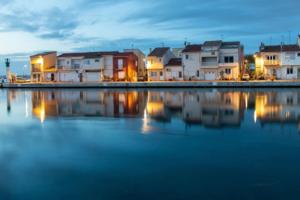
[113,52,138,82]
[30,52,57,82]
[255,35,300,80]
[57,52,117,82]
[147,47,176,81]
[124,49,146,80]
[182,41,244,81]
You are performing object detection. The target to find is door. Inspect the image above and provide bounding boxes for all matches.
[51,73,55,82]
[205,72,216,81]
[298,68,300,79]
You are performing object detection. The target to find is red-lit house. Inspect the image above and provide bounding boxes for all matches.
[113,52,138,82]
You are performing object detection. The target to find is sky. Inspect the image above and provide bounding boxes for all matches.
[0,0,299,75]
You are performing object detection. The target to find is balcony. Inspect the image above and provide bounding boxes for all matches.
[219,62,239,67]
[264,60,280,66]
[32,67,41,72]
[201,61,219,68]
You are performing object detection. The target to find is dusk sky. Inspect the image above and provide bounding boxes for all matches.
[0,0,299,75]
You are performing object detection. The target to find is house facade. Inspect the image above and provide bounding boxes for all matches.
[124,49,146,80]
[182,41,244,81]
[147,47,176,81]
[56,52,117,82]
[255,36,300,80]
[164,58,183,81]
[30,52,57,82]
[113,52,138,82]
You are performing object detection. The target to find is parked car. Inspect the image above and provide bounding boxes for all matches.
[242,74,250,81]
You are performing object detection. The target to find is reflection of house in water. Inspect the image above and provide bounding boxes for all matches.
[146,91,171,122]
[183,91,245,127]
[32,91,147,122]
[164,91,183,113]
[255,92,300,128]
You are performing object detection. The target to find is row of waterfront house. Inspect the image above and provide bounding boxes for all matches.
[29,35,300,83]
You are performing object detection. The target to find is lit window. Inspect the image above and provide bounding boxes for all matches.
[225,69,231,74]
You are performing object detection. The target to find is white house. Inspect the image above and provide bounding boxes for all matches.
[182,41,244,81]
[164,58,183,81]
[57,52,117,82]
[147,47,176,81]
[255,35,300,80]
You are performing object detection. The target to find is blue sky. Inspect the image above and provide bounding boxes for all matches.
[0,0,299,75]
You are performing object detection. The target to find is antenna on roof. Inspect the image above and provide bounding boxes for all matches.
[281,35,285,45]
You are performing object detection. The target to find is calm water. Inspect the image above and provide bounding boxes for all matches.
[1,88,300,200]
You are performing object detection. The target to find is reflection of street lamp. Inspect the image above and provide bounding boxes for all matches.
[23,65,27,78]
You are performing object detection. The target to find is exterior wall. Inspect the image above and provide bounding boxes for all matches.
[165,66,184,81]
[183,45,242,81]
[30,52,57,82]
[113,53,138,82]
[124,49,146,79]
[57,55,114,82]
[147,49,175,81]
[257,51,300,80]
[182,52,201,80]
[148,69,164,81]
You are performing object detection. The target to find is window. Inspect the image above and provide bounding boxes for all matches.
[297,53,300,57]
[197,70,200,77]
[224,56,234,63]
[151,72,157,77]
[160,71,163,76]
[266,55,277,60]
[84,60,90,65]
[225,68,231,74]
[118,59,123,70]
[185,55,189,60]
[287,68,294,75]
[179,71,183,78]
[95,59,100,63]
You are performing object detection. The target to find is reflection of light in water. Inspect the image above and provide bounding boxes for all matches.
[40,101,45,123]
[25,97,29,118]
[254,111,257,123]
[142,109,152,134]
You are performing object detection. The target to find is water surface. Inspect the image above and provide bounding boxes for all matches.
[1,89,300,200]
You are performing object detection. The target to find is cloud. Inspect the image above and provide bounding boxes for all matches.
[0,6,78,40]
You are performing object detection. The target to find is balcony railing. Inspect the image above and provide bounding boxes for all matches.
[201,62,219,67]
[264,60,280,66]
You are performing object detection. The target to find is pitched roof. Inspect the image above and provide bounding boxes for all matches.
[260,45,300,52]
[182,44,202,53]
[30,51,56,58]
[165,58,182,67]
[58,51,118,58]
[222,41,241,48]
[148,47,170,57]
[203,40,222,47]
